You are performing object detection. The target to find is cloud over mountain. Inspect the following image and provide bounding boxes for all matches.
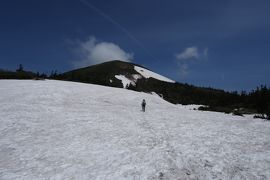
[72,36,133,67]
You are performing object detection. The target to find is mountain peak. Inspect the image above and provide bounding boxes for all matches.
[61,60,175,89]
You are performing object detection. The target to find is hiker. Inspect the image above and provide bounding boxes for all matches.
[141,99,146,112]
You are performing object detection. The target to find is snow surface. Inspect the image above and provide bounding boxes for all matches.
[0,80,270,179]
[134,66,175,83]
[132,74,142,81]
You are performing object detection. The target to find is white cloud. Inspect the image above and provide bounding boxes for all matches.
[72,36,133,68]
[175,46,199,60]
[175,46,208,76]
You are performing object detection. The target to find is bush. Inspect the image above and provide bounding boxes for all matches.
[198,106,209,111]
[266,110,270,120]
[233,109,243,116]
[198,106,233,114]
[254,114,267,119]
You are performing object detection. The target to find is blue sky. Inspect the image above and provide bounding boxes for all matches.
[1,0,269,91]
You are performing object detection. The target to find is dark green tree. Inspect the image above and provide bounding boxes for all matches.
[16,64,24,72]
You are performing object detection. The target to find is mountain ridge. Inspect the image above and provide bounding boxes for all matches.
[59,60,175,88]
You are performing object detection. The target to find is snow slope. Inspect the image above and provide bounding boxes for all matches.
[115,66,174,88]
[0,80,269,179]
[134,66,175,83]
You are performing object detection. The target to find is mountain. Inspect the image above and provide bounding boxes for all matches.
[59,60,174,88]
[1,80,269,179]
[58,60,241,109]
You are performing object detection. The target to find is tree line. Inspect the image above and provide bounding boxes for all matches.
[128,78,270,119]
[0,64,58,80]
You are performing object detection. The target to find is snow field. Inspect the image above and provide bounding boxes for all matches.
[0,80,269,179]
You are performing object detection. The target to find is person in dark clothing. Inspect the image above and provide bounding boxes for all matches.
[142,99,146,112]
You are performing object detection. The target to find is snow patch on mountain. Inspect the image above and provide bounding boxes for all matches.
[115,75,135,88]
[132,74,142,81]
[115,74,143,88]
[134,66,175,83]
[115,65,174,88]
